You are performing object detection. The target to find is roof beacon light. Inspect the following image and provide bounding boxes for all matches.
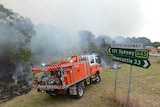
[41,62,46,67]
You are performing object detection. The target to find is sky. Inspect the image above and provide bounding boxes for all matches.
[1,0,160,42]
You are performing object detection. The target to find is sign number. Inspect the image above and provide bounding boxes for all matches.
[134,59,141,65]
[135,50,148,59]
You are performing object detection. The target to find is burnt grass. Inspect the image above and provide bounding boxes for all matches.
[0,76,31,103]
[0,63,31,103]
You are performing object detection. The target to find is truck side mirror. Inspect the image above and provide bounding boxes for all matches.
[98,56,101,64]
[96,56,101,64]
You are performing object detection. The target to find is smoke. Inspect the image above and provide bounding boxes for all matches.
[1,0,143,39]
[0,23,15,48]
[12,75,18,85]
[12,64,24,85]
[32,0,142,39]
[12,64,32,86]
[30,24,81,63]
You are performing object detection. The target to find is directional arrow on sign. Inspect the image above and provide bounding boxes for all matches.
[108,47,111,53]
[143,60,151,68]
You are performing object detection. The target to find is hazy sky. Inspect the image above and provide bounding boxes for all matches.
[1,0,160,42]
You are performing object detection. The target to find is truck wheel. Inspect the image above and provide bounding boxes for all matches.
[95,74,101,83]
[75,84,84,99]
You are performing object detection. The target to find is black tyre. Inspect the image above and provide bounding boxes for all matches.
[75,84,84,99]
[90,77,94,84]
[95,73,101,83]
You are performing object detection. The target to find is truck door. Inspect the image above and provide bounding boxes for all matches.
[89,55,98,75]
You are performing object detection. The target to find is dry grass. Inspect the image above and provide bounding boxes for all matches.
[109,92,157,106]
[156,58,160,63]
[1,57,160,107]
[110,92,148,107]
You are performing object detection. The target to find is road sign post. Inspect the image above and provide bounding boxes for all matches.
[126,65,133,105]
[114,62,118,96]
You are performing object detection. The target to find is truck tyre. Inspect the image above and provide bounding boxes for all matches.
[75,84,84,99]
[95,73,101,83]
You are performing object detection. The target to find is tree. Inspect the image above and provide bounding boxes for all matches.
[0,4,35,82]
[13,17,36,48]
[78,30,95,52]
[137,37,152,47]
[95,35,112,47]
[152,42,160,48]
[88,42,98,53]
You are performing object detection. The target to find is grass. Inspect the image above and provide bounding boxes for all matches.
[1,57,160,107]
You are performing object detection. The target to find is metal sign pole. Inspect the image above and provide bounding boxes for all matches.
[126,65,133,104]
[114,61,118,96]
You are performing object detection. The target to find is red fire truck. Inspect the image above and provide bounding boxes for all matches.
[31,53,101,98]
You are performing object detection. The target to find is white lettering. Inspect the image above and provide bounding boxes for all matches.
[111,43,143,49]
[118,49,135,56]
[113,56,133,64]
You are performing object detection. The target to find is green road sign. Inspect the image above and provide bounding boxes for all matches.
[107,47,149,59]
[111,55,151,68]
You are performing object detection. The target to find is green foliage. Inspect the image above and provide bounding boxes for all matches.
[1,44,16,56]
[19,48,32,63]
[0,43,32,65]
